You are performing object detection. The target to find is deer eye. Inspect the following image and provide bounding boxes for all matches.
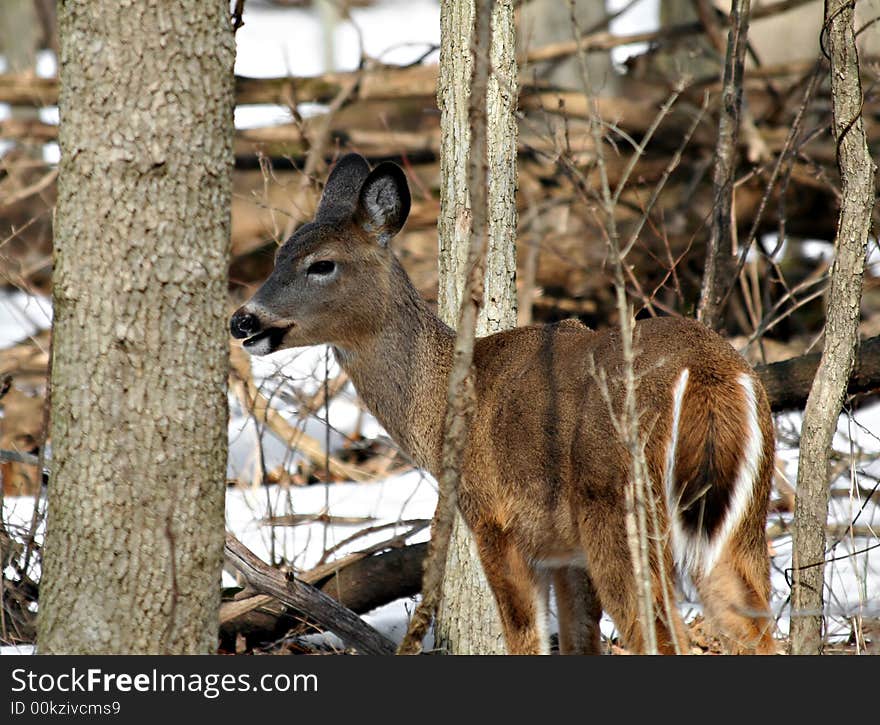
[306,260,336,277]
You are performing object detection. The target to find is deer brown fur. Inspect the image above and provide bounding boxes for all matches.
[231,154,777,655]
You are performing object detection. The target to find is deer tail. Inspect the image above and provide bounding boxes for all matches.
[664,368,770,581]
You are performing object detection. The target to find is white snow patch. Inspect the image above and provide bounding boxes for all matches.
[0,644,35,655]
[0,290,52,348]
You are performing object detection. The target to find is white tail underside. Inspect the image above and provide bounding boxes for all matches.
[665,371,764,580]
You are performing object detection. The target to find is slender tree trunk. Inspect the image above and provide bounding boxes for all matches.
[790,0,875,655]
[435,0,517,654]
[697,0,751,330]
[38,0,235,654]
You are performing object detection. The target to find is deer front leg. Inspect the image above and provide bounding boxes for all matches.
[473,524,548,655]
[553,566,603,655]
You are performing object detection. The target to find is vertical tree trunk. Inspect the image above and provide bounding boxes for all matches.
[435,0,517,655]
[38,0,234,654]
[697,0,751,330]
[790,0,875,655]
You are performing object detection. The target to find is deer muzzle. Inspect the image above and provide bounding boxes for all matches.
[230,306,295,356]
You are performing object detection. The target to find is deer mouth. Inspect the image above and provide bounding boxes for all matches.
[242,325,294,355]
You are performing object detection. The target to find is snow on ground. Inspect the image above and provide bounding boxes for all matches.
[771,406,880,640]
[607,0,659,66]
[0,644,34,655]
[234,0,440,79]
[0,290,51,348]
[228,344,386,481]
[226,470,438,650]
[225,471,435,577]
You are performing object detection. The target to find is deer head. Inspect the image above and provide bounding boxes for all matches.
[230,154,411,355]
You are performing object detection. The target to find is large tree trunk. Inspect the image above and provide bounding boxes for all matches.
[434,0,517,655]
[789,0,875,655]
[38,1,234,654]
[696,0,751,330]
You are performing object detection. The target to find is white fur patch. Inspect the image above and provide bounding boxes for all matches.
[665,369,692,573]
[534,584,550,656]
[242,334,274,357]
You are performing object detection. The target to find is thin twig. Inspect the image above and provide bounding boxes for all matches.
[231,0,245,32]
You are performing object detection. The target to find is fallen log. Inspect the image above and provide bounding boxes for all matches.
[220,542,427,648]
[223,533,396,655]
[315,542,427,615]
[756,334,880,412]
[0,68,440,108]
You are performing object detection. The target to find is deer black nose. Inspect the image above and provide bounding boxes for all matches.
[230,310,262,339]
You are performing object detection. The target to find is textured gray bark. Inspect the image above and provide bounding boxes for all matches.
[790,0,876,655]
[38,0,234,654]
[435,0,517,655]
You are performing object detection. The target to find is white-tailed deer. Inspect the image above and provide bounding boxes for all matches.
[231,154,776,655]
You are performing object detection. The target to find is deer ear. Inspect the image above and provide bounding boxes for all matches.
[355,162,411,246]
[315,153,372,223]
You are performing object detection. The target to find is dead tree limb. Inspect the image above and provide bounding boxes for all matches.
[220,543,428,646]
[790,0,876,655]
[756,335,880,412]
[522,0,816,65]
[223,533,396,654]
[316,542,428,614]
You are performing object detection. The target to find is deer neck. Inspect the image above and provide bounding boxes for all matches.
[332,258,454,472]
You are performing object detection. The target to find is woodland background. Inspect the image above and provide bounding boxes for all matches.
[1,0,879,654]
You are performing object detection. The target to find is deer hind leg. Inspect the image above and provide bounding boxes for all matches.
[578,517,689,654]
[696,537,775,654]
[675,372,776,654]
[552,566,603,654]
[472,524,548,654]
